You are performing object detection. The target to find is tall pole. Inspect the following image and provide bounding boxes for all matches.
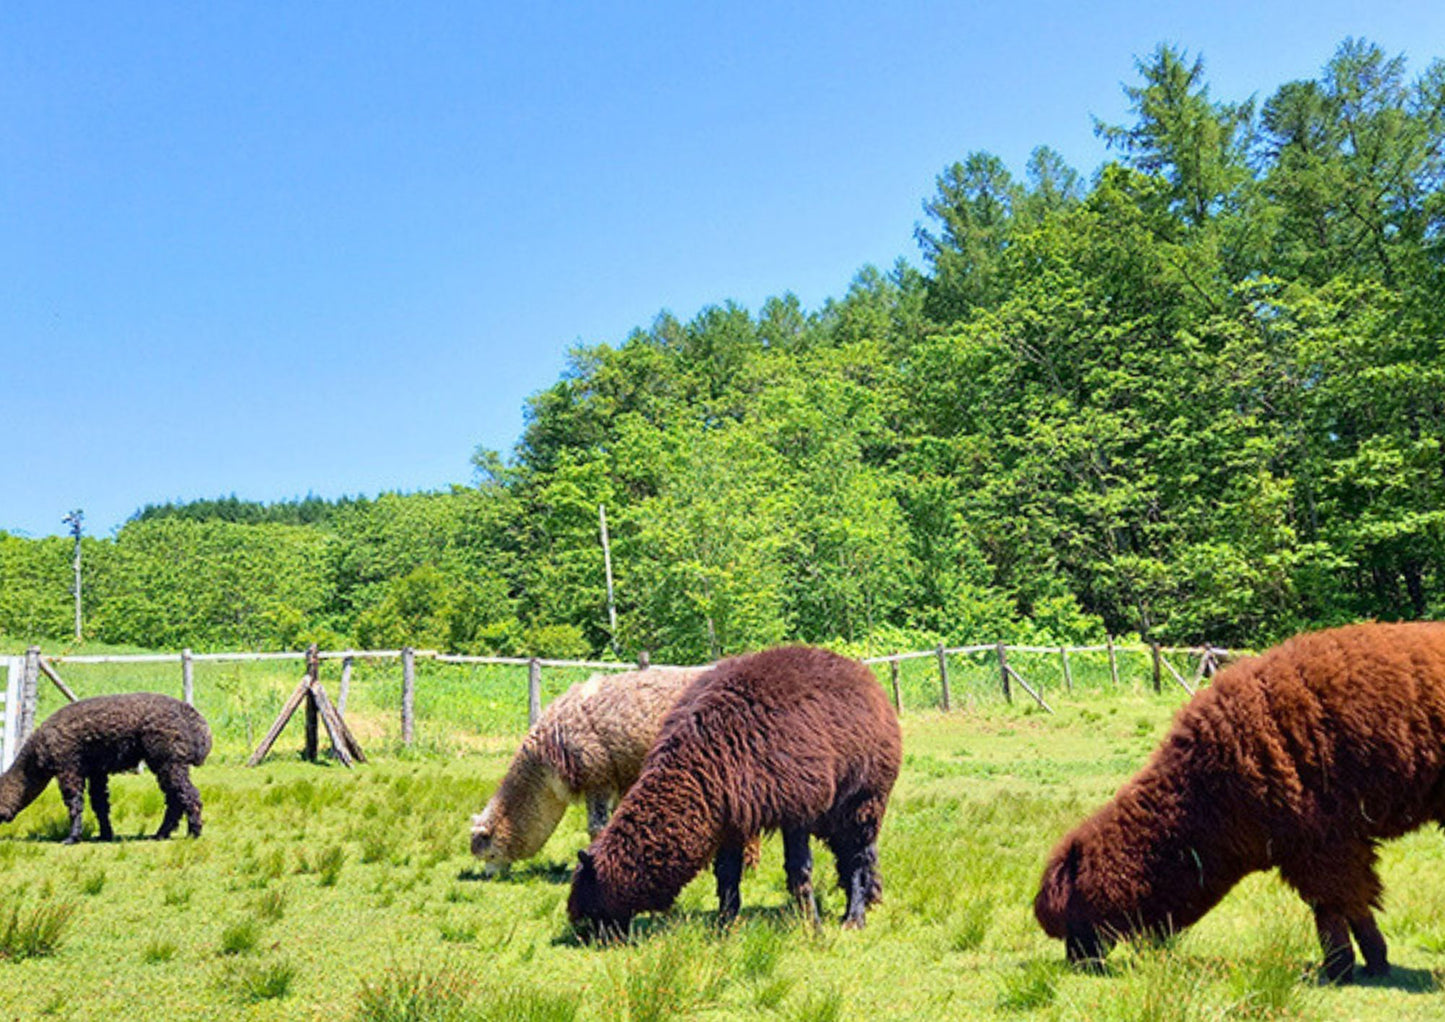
[61,510,83,641]
[599,504,618,654]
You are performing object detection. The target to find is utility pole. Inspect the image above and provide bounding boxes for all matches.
[599,504,618,654]
[61,509,83,641]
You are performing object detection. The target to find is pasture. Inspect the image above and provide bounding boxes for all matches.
[0,653,1444,1019]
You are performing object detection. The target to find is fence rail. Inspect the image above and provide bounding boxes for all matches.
[8,638,1245,761]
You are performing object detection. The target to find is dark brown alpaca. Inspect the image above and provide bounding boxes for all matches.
[0,693,212,843]
[568,645,901,940]
[1036,621,1445,982]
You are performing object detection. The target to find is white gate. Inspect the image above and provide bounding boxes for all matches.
[1,657,19,770]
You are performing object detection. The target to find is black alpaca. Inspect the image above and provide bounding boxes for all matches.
[0,693,212,843]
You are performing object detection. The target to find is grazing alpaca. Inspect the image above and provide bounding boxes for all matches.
[0,693,211,843]
[471,666,712,873]
[568,645,901,939]
[1036,621,1445,982]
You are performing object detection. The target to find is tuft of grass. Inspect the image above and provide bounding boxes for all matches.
[1226,921,1313,1019]
[754,975,795,1011]
[142,939,178,964]
[360,832,396,865]
[0,902,77,960]
[438,918,478,944]
[615,926,731,1022]
[995,959,1061,1013]
[789,985,844,1022]
[318,844,347,887]
[163,884,193,907]
[948,896,994,952]
[254,887,287,922]
[224,957,297,1004]
[475,984,581,1022]
[79,869,107,896]
[353,962,476,1022]
[218,918,261,956]
[737,919,786,980]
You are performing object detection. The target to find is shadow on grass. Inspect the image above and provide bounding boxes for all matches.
[456,861,573,885]
[551,903,811,950]
[1343,964,1439,993]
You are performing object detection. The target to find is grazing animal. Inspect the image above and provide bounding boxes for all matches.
[0,693,211,844]
[471,666,712,873]
[1036,621,1445,982]
[568,645,901,940]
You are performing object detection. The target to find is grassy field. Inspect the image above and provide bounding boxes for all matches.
[0,663,1443,1019]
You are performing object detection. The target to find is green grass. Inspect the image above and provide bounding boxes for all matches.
[0,688,1442,1018]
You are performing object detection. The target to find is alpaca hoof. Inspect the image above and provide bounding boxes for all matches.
[61,837,78,846]
[841,916,866,931]
[1360,961,1391,979]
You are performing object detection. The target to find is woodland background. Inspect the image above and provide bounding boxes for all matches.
[5,40,1443,663]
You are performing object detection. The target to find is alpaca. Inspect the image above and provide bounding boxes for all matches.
[1036,621,1445,982]
[470,666,711,873]
[0,693,211,843]
[568,645,901,939]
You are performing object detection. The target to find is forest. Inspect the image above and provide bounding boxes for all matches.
[4,40,1443,662]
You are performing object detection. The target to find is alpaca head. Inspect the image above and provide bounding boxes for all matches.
[1037,816,1214,969]
[1035,836,1114,967]
[567,847,631,942]
[0,755,50,824]
[469,752,571,871]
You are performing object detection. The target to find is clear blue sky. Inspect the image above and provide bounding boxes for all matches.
[4,1,1443,538]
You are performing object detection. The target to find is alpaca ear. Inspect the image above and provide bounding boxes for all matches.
[577,848,594,868]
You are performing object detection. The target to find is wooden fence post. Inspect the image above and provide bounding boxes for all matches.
[997,641,1012,704]
[303,644,320,762]
[1106,636,1119,688]
[889,657,902,712]
[637,650,651,670]
[338,655,353,717]
[401,647,415,746]
[181,648,194,706]
[528,658,542,727]
[1060,646,1073,692]
[1150,643,1162,694]
[19,647,40,744]
[936,643,951,712]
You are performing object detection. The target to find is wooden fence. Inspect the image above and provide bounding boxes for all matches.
[7,639,1241,761]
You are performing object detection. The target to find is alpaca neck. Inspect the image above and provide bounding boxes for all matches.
[1109,757,1261,933]
[489,745,570,862]
[0,752,50,821]
[594,772,720,915]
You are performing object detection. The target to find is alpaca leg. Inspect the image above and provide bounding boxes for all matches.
[586,792,612,838]
[57,771,86,845]
[828,792,888,929]
[713,841,746,926]
[783,827,819,927]
[1282,841,1384,983]
[153,763,202,839]
[88,773,113,842]
[833,841,876,930]
[1349,912,1389,978]
[1313,907,1356,984]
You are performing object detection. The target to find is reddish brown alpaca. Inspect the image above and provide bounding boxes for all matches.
[567,645,901,940]
[1036,621,1445,982]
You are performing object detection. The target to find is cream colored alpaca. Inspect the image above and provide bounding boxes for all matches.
[470,666,705,873]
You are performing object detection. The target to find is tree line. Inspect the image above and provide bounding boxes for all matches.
[3,39,1442,661]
